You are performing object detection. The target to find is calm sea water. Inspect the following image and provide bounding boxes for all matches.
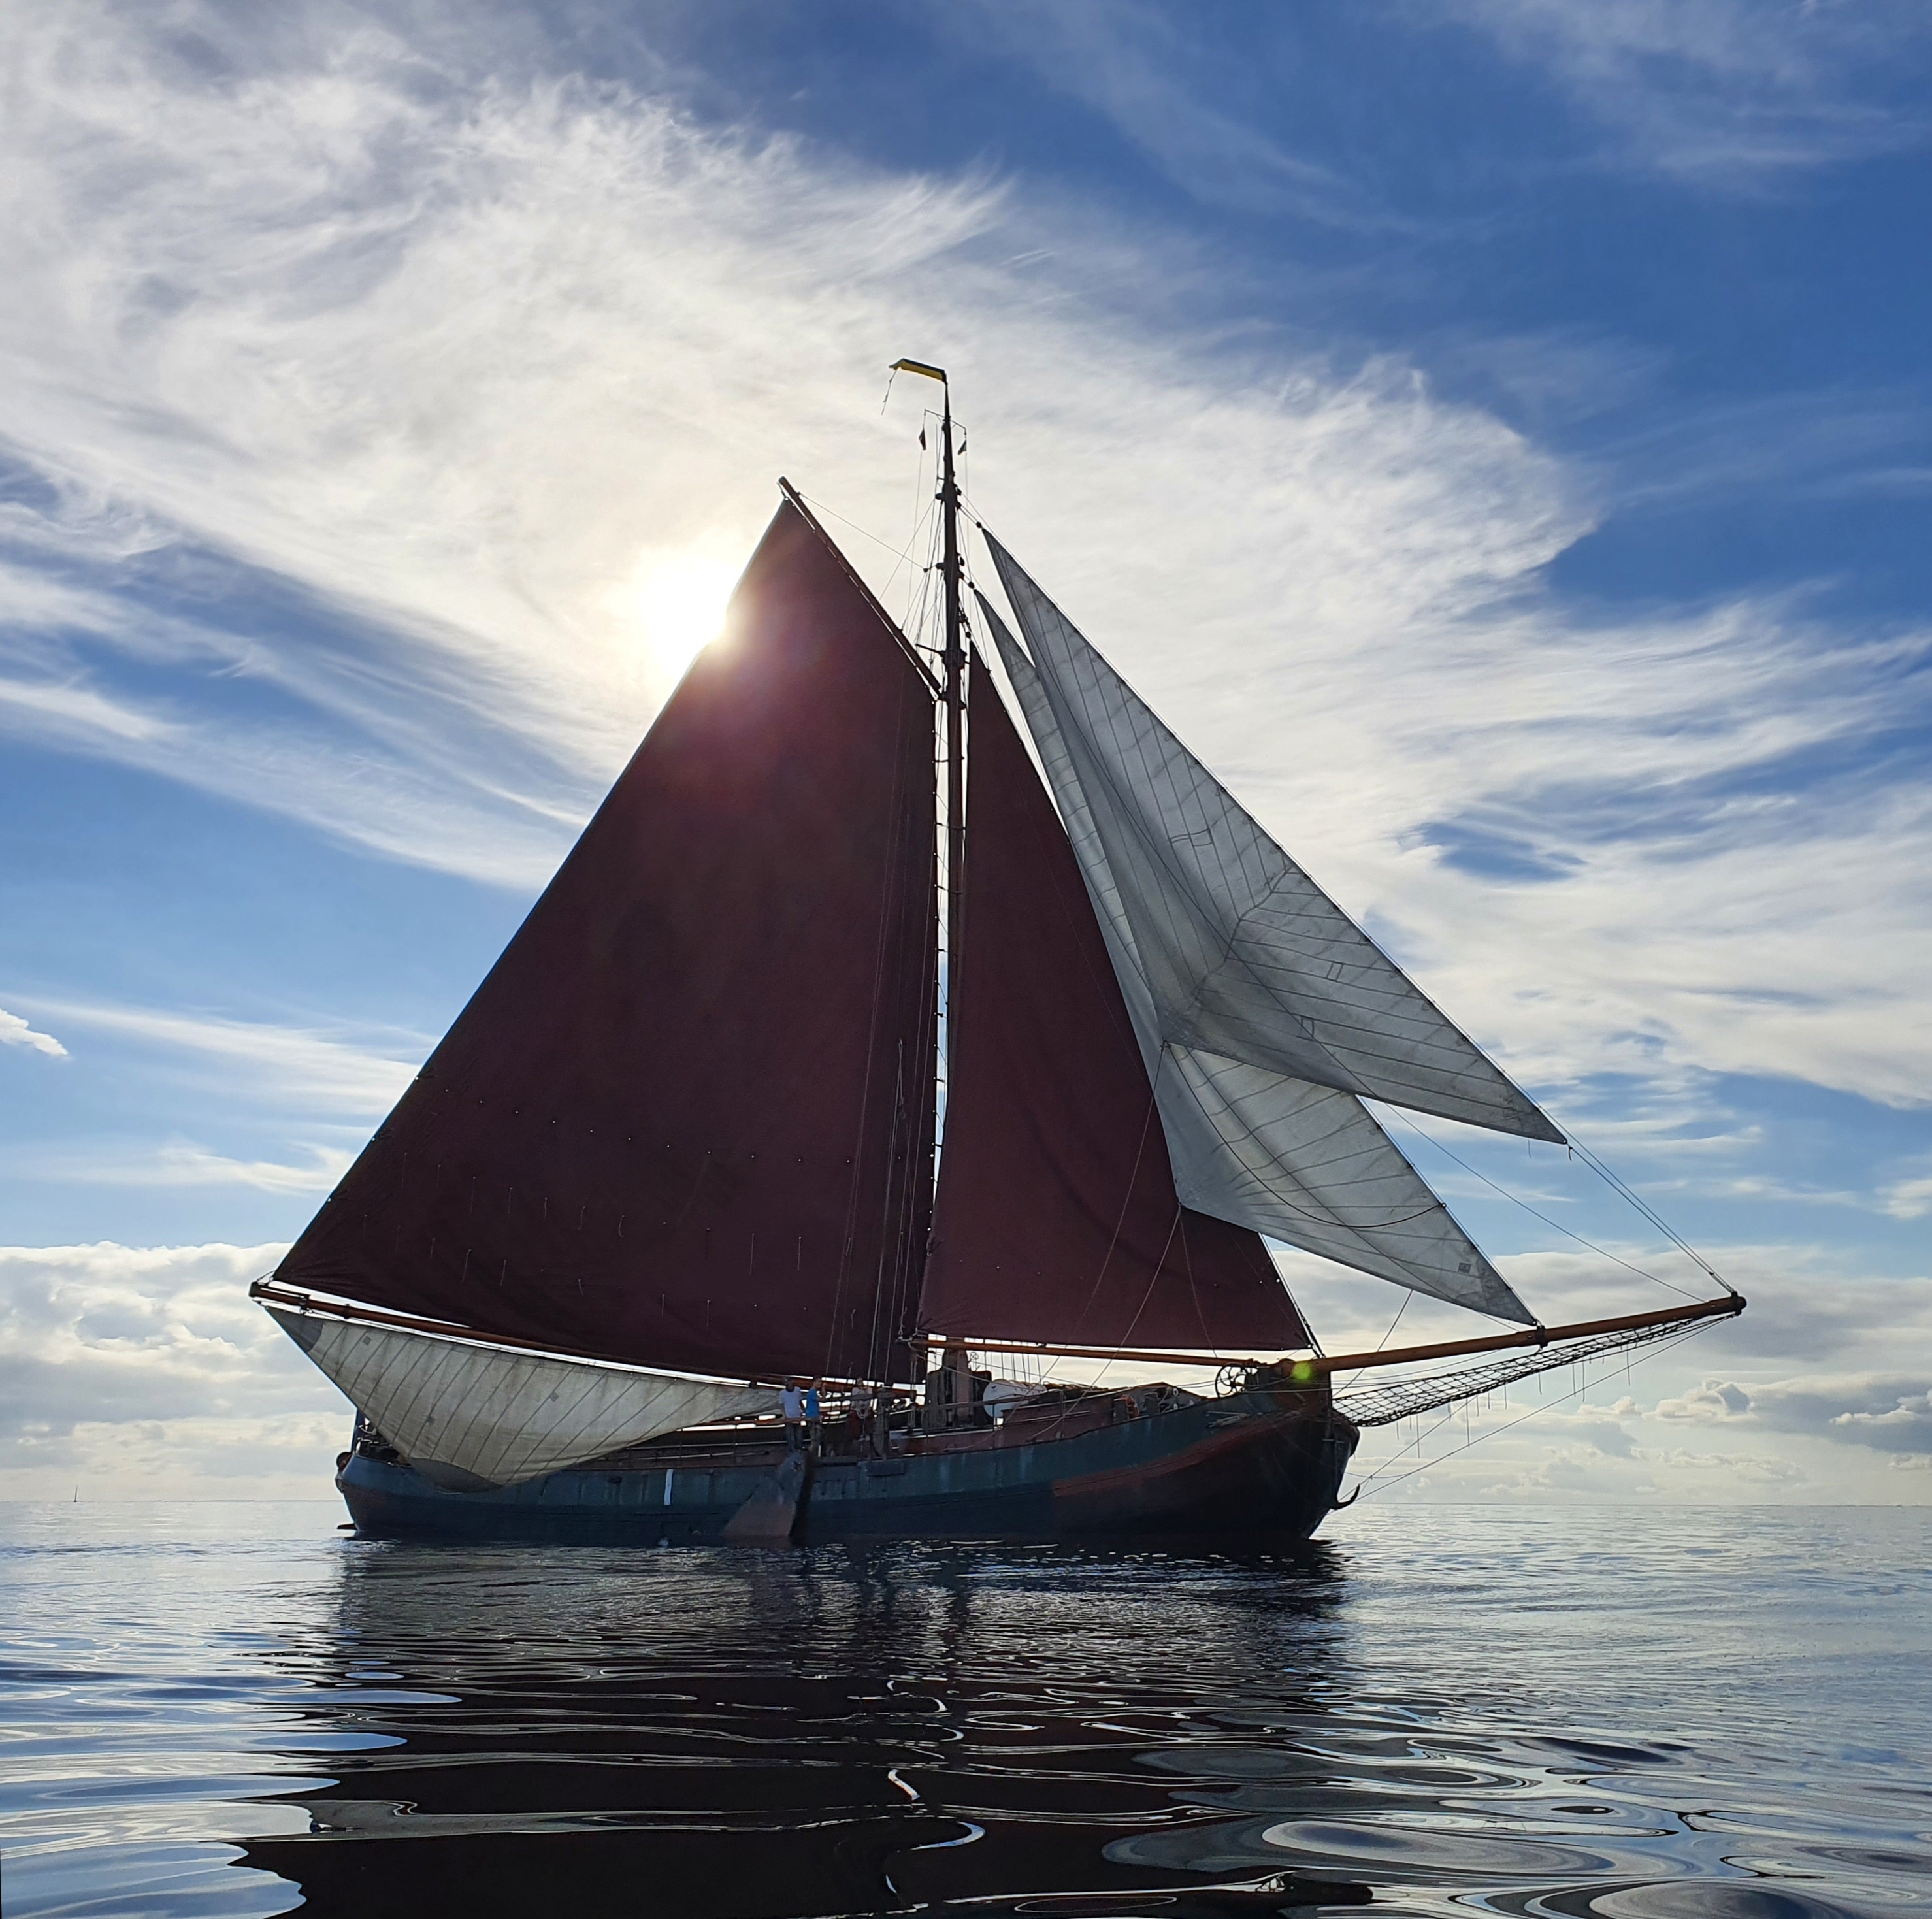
[1,1502,1925,1919]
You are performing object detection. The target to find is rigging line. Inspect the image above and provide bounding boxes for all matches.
[891,500,938,608]
[1351,1321,1712,1501]
[801,487,937,622]
[1562,1128,1733,1292]
[798,488,928,570]
[1068,1094,1160,1349]
[1090,1206,1186,1391]
[1352,1401,1460,1494]
[1381,1106,1701,1302]
[907,424,936,623]
[1176,1206,1216,1363]
[1333,1292,1409,1393]
[906,500,945,668]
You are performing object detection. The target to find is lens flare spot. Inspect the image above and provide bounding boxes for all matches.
[627,546,741,680]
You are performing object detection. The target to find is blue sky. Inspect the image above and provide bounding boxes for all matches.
[1,0,1928,1501]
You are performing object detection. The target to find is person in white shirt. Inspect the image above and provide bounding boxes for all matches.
[781,1381,806,1452]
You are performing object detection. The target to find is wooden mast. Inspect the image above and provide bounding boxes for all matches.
[886,358,966,1426]
[936,374,966,1094]
[890,358,965,1079]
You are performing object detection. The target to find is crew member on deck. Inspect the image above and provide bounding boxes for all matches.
[804,1381,823,1457]
[781,1380,806,1452]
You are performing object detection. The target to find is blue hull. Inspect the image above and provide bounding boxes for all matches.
[338,1387,1356,1545]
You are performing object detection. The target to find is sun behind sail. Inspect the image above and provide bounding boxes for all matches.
[272,498,940,1430]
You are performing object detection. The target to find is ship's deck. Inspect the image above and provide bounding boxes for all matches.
[552,1381,1205,1476]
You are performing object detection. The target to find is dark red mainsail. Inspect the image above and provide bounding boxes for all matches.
[276,500,938,1383]
[921,658,1310,1354]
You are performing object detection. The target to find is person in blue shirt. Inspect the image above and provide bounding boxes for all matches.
[802,1381,822,1456]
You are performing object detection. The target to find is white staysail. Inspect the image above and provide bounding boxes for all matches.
[981,533,1563,1147]
[267,1307,777,1490]
[1157,1049,1528,1321]
[979,591,1534,1324]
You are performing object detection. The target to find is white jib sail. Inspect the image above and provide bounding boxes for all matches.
[979,591,1534,1325]
[981,533,1563,1147]
[267,1306,778,1491]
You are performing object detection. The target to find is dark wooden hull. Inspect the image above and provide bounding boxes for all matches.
[337,1385,1358,1546]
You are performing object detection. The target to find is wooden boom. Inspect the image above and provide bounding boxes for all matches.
[923,1294,1743,1377]
[1313,1292,1743,1377]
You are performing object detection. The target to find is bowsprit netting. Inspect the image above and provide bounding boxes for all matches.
[1334,1315,1712,1429]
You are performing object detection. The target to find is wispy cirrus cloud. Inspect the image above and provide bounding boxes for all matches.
[1439,0,1932,185]
[945,0,1398,229]
[1880,1163,1932,1221]
[0,0,1925,1134]
[13,996,423,1114]
[23,1141,353,1196]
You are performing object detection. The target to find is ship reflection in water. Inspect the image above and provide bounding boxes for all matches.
[221,1512,1924,1919]
[6,1505,1927,1919]
[243,1539,1375,1916]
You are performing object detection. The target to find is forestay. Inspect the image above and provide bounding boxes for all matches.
[267,1307,775,1491]
[981,533,1562,1146]
[977,586,1534,1324]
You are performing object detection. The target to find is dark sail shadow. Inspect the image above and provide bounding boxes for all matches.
[230,1540,1367,1918]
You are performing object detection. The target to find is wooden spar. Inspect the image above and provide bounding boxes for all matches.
[250,1277,836,1390]
[923,1294,1743,1377]
[924,1335,1307,1370]
[934,374,966,1140]
[1315,1293,1743,1375]
[877,357,964,1098]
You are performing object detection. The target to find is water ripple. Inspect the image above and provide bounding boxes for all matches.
[1,1505,1926,1917]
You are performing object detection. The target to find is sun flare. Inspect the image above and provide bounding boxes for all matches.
[626,546,742,680]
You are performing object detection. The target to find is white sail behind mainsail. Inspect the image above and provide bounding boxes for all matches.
[267,1307,777,1490]
[981,533,1563,1147]
[979,589,1533,1324]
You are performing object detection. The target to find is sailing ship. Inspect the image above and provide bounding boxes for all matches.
[256,363,1742,1543]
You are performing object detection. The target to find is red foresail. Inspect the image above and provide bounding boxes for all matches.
[276,499,938,1383]
[921,659,1309,1356]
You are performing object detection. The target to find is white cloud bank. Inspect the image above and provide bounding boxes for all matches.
[1296,1241,1932,1505]
[0,1241,349,1500]
[1,1239,1922,1503]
